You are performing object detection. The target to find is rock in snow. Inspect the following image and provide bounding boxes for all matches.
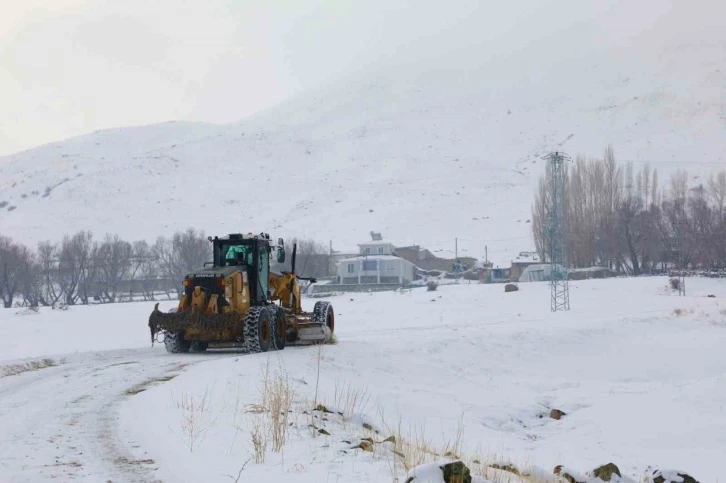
[406,461,476,483]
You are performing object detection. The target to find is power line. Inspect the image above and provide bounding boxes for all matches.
[457,236,531,243]
[619,159,725,167]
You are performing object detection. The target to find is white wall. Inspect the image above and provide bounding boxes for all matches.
[358,243,394,256]
[337,256,415,284]
[340,260,359,276]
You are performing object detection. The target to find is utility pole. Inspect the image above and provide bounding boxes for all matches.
[329,240,333,277]
[455,238,459,284]
[545,151,571,312]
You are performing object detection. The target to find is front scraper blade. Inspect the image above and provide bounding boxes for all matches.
[148,303,241,343]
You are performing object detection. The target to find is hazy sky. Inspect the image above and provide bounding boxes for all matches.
[1,0,721,155]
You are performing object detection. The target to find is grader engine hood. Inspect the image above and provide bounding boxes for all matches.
[183,266,238,296]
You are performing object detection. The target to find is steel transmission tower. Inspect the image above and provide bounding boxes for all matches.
[546,151,570,311]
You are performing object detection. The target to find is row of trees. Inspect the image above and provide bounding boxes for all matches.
[532,145,726,274]
[0,229,333,308]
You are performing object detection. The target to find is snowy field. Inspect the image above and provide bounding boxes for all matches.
[1,276,725,482]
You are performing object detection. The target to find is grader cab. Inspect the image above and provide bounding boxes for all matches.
[148,233,334,353]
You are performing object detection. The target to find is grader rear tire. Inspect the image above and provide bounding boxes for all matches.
[164,331,191,353]
[244,306,272,353]
[266,305,287,351]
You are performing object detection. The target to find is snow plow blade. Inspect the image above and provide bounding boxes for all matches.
[147,303,242,344]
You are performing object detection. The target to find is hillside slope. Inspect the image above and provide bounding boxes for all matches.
[1,4,724,265]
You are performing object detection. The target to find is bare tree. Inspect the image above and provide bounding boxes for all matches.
[0,237,32,308]
[532,163,553,261]
[18,255,44,308]
[661,170,691,269]
[57,231,95,305]
[709,171,726,268]
[70,231,97,304]
[617,192,644,275]
[58,235,81,305]
[154,229,210,296]
[272,238,330,279]
[37,241,62,306]
[130,240,157,301]
[599,145,621,269]
[96,234,133,302]
[530,145,679,274]
[708,171,726,221]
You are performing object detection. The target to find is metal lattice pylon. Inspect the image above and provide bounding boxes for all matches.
[546,151,570,311]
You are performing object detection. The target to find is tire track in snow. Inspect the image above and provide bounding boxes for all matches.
[0,349,230,482]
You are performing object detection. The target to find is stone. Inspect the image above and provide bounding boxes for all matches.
[356,440,374,452]
[315,404,333,413]
[554,465,585,483]
[652,470,700,483]
[406,461,472,483]
[490,463,520,475]
[549,408,566,420]
[441,461,472,483]
[593,463,621,481]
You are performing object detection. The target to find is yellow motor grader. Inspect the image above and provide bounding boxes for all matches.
[148,233,334,353]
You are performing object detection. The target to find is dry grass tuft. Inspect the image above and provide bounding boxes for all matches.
[382,418,440,472]
[673,307,694,317]
[174,387,217,452]
[238,355,296,462]
[375,410,540,483]
[250,414,267,463]
[334,379,371,419]
[267,363,294,452]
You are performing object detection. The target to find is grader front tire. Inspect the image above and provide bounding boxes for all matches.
[164,331,191,353]
[244,307,272,353]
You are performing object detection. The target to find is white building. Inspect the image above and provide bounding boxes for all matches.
[518,263,565,282]
[337,241,416,285]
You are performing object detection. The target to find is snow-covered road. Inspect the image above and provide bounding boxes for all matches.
[0,348,215,482]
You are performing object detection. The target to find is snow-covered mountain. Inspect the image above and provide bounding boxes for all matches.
[1,2,724,265]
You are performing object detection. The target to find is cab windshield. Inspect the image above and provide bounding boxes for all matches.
[224,244,254,266]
